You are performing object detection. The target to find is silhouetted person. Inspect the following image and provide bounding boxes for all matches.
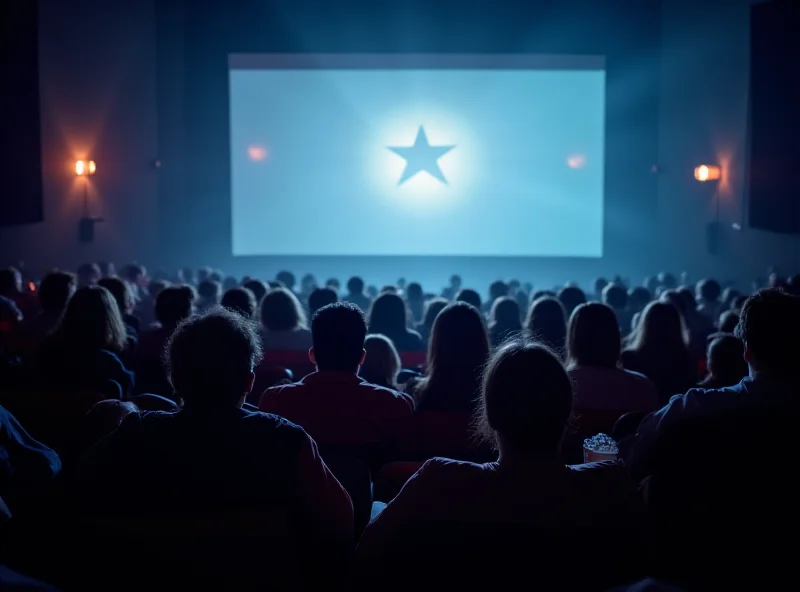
[488,297,522,347]
[360,334,401,390]
[417,298,448,346]
[344,276,371,313]
[525,297,567,356]
[455,288,481,311]
[16,271,75,346]
[243,279,269,305]
[309,287,338,318]
[698,333,748,389]
[221,287,257,319]
[405,282,424,324]
[260,288,311,351]
[367,293,423,352]
[557,286,587,320]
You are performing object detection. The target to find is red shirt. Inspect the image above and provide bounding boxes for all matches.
[259,372,414,450]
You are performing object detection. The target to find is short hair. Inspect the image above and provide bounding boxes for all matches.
[242,279,269,304]
[38,271,75,312]
[735,289,800,374]
[360,334,401,388]
[697,278,722,302]
[347,276,365,294]
[326,278,341,291]
[260,288,306,331]
[222,276,239,292]
[98,277,134,314]
[221,287,258,319]
[449,274,462,287]
[167,307,262,406]
[456,288,482,310]
[276,271,296,290]
[557,286,587,318]
[197,279,221,301]
[121,263,146,284]
[475,339,573,456]
[155,285,194,327]
[567,303,620,370]
[308,287,338,317]
[311,302,367,372]
[593,277,609,295]
[706,333,747,383]
[406,282,423,301]
[602,284,628,310]
[731,294,748,312]
[718,310,740,334]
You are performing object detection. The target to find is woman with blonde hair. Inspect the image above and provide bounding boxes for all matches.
[360,334,402,389]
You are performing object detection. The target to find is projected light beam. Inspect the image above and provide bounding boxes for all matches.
[387,126,455,185]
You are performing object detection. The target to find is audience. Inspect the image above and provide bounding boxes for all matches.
[408,303,490,414]
[441,274,462,301]
[343,276,371,313]
[695,278,722,323]
[359,334,401,390]
[557,285,587,319]
[367,293,423,352]
[603,283,632,336]
[196,279,221,313]
[488,297,522,347]
[356,339,649,590]
[482,280,509,315]
[308,287,338,318]
[405,282,425,324]
[698,333,748,389]
[242,278,269,305]
[525,296,567,355]
[260,303,413,459]
[220,286,257,319]
[622,301,697,405]
[76,263,101,288]
[36,286,132,398]
[16,271,75,346]
[717,309,739,333]
[567,303,659,414]
[260,287,312,351]
[455,288,481,311]
[98,276,139,340]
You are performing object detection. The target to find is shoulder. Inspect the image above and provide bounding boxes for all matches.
[620,368,656,388]
[414,457,495,482]
[620,349,638,363]
[358,381,415,408]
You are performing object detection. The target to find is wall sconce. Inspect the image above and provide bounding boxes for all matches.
[75,160,97,176]
[694,164,721,182]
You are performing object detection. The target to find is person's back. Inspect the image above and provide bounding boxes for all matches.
[260,303,413,459]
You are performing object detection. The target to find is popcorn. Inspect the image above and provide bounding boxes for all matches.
[583,433,619,454]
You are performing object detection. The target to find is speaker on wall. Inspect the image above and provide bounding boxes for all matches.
[0,0,43,227]
[748,0,800,234]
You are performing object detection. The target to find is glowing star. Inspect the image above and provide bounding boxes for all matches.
[388,126,455,185]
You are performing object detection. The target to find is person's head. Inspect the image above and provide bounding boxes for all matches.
[52,285,127,352]
[419,302,490,412]
[77,263,101,288]
[325,278,341,292]
[718,310,740,334]
[197,267,212,283]
[489,280,509,303]
[628,286,652,314]
[222,276,239,292]
[149,280,169,300]
[97,261,116,277]
[456,288,482,310]
[658,272,677,291]
[380,285,398,294]
[557,286,587,318]
[629,301,689,354]
[676,287,697,312]
[697,278,722,304]
[155,285,195,328]
[566,303,620,370]
[731,294,748,313]
[706,334,748,386]
[300,273,317,294]
[532,289,557,300]
[308,287,338,317]
[197,279,222,303]
[406,282,423,302]
[421,298,448,331]
[98,277,134,316]
[260,287,307,332]
[735,288,800,376]
[121,264,146,286]
[242,279,268,305]
[347,276,365,295]
[179,267,195,285]
[167,307,262,408]
[490,297,522,330]
[366,285,379,300]
[475,339,573,459]
[397,278,407,290]
[449,274,462,290]
[38,271,76,314]
[360,334,401,388]
[367,292,409,336]
[221,287,258,319]
[593,277,608,298]
[525,297,567,354]
[602,284,628,311]
[276,271,296,291]
[721,287,741,310]
[310,302,367,372]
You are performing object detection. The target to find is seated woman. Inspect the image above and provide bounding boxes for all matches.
[488,297,522,347]
[259,288,312,351]
[567,303,659,414]
[36,285,133,399]
[367,293,423,352]
[356,339,649,590]
[525,296,567,356]
[360,334,401,390]
[622,301,697,405]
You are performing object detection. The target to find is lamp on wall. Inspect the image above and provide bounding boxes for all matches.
[75,159,103,244]
[694,164,721,182]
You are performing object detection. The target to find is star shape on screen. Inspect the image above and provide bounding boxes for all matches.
[387,126,455,185]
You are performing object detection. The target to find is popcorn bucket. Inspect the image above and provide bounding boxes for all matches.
[583,433,619,464]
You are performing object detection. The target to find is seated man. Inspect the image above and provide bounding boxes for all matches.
[74,308,353,561]
[259,303,414,462]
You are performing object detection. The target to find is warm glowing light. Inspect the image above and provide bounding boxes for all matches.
[248,145,267,161]
[76,159,97,176]
[694,164,721,182]
[567,154,587,169]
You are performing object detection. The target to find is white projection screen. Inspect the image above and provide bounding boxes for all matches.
[229,54,606,257]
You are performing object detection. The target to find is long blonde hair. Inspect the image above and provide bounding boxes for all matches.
[360,334,401,388]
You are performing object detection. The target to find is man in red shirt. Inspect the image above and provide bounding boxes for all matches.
[259,302,414,462]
